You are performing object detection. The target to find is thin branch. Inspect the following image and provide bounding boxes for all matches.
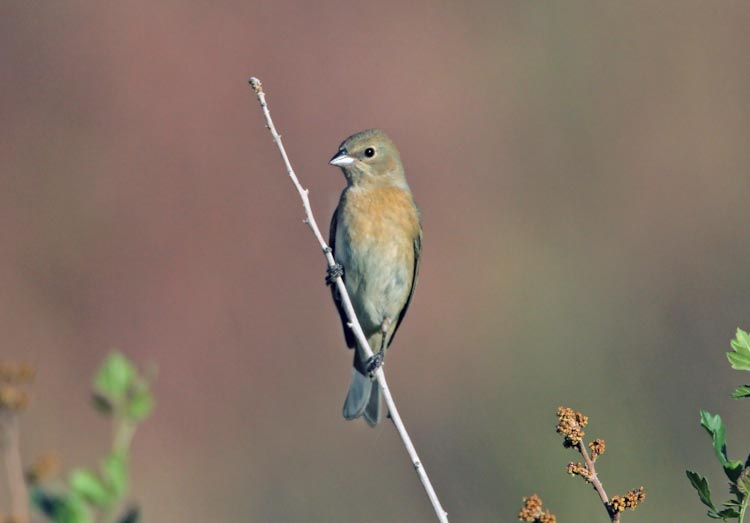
[248,77,450,523]
[576,441,619,523]
[1,411,30,523]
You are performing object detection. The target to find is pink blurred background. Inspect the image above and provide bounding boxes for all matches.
[2,1,750,521]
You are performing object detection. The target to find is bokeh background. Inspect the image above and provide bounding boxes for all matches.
[2,1,750,521]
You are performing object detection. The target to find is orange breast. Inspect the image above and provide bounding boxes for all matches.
[342,186,420,249]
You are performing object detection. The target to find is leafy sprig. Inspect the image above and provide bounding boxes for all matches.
[687,328,750,521]
[31,352,155,523]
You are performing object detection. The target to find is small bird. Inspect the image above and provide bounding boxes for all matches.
[328,129,422,427]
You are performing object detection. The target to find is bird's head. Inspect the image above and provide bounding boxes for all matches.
[329,129,407,188]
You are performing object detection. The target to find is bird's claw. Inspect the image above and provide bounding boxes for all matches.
[366,352,385,377]
[326,263,344,285]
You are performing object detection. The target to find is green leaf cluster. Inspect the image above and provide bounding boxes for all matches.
[66,451,129,509]
[31,490,91,523]
[32,352,152,523]
[728,329,750,398]
[687,410,749,520]
[687,327,750,522]
[92,351,155,422]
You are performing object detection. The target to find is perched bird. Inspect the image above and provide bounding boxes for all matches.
[328,129,422,426]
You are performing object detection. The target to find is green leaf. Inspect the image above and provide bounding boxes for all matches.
[728,328,750,371]
[731,386,750,399]
[61,495,91,523]
[31,488,66,520]
[701,410,729,466]
[118,506,140,523]
[722,499,742,508]
[102,451,129,499]
[31,489,91,523]
[725,460,744,483]
[94,352,136,401]
[69,468,111,507]
[716,507,741,519]
[687,470,718,511]
[125,388,154,422]
[701,410,744,482]
[91,393,114,415]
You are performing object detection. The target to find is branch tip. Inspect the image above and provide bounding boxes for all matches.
[248,77,263,93]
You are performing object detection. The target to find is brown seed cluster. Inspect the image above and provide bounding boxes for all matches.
[518,494,556,523]
[0,386,28,411]
[609,495,626,512]
[0,362,35,412]
[608,487,646,513]
[588,438,606,459]
[567,461,592,482]
[26,453,61,485]
[556,406,588,445]
[0,363,36,383]
[624,487,646,509]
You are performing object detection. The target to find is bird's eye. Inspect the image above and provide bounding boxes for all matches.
[364,147,375,158]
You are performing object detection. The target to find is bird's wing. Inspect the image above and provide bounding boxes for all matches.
[329,203,356,349]
[388,225,422,348]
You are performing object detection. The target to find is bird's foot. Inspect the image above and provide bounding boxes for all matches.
[325,263,344,285]
[366,352,385,377]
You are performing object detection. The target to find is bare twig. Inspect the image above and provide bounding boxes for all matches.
[248,77,450,523]
[0,411,30,523]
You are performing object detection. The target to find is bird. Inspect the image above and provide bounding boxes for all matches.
[327,129,422,427]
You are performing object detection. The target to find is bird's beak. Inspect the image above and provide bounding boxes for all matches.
[329,150,355,167]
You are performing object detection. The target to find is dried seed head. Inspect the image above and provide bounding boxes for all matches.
[519,494,543,521]
[0,362,36,384]
[566,461,593,482]
[539,512,556,523]
[26,453,61,485]
[624,486,646,510]
[588,438,606,459]
[518,494,556,523]
[556,406,588,445]
[0,384,28,411]
[609,495,626,513]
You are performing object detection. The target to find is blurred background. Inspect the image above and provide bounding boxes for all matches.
[2,1,750,521]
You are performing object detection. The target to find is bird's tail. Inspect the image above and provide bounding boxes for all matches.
[342,352,382,426]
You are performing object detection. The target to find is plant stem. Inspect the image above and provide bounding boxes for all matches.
[113,419,136,455]
[576,441,619,522]
[739,495,748,523]
[248,77,450,523]
[101,416,136,523]
[0,411,30,523]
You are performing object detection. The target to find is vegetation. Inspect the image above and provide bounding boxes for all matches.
[0,352,154,523]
